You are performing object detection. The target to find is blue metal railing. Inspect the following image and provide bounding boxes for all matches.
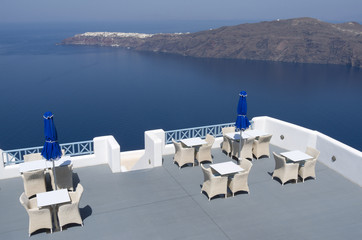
[2,140,94,166]
[165,122,236,144]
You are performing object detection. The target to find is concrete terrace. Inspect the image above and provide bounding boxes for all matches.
[1,144,362,240]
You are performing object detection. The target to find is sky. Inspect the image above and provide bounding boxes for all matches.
[0,0,361,23]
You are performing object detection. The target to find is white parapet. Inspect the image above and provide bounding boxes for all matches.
[0,135,121,179]
[253,116,362,186]
[129,129,164,171]
[94,135,121,173]
[2,118,362,186]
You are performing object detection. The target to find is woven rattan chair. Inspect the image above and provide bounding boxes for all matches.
[50,164,74,191]
[231,136,255,160]
[57,184,84,231]
[172,139,195,168]
[19,192,53,236]
[221,126,235,155]
[272,152,299,185]
[23,153,42,162]
[196,134,215,164]
[299,147,320,182]
[200,164,228,200]
[253,134,272,159]
[228,170,250,196]
[22,169,47,198]
[238,158,253,173]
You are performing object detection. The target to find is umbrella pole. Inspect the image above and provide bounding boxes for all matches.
[239,130,242,162]
[52,160,57,190]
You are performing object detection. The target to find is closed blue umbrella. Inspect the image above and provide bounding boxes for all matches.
[235,91,251,160]
[41,111,62,189]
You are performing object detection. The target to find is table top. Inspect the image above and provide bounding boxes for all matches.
[225,132,250,140]
[280,150,313,162]
[210,161,244,175]
[244,129,268,137]
[180,137,207,147]
[19,156,71,173]
[36,189,71,207]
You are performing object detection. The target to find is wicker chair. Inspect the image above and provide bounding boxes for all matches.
[228,171,250,196]
[22,169,47,198]
[172,139,195,168]
[200,164,228,200]
[238,158,253,173]
[196,134,215,164]
[253,134,273,159]
[49,164,74,191]
[231,137,255,160]
[272,152,299,185]
[299,147,320,182]
[19,192,53,236]
[57,184,84,231]
[23,153,42,162]
[221,126,235,155]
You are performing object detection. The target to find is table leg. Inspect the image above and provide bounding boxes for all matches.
[51,204,60,231]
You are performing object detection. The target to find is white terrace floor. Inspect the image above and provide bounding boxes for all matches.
[1,145,362,239]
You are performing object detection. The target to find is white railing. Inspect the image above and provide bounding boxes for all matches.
[2,140,94,166]
[165,122,235,144]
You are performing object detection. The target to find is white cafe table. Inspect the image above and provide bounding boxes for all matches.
[19,156,71,173]
[280,150,313,162]
[37,189,71,208]
[180,137,207,147]
[244,129,268,138]
[225,132,250,141]
[210,161,244,176]
[37,189,71,231]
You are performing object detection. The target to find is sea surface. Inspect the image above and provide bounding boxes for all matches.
[0,21,361,151]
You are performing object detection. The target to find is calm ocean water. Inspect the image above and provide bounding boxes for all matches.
[0,22,361,151]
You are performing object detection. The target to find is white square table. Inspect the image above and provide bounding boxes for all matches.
[225,132,250,141]
[19,156,72,173]
[180,137,207,147]
[210,161,244,176]
[280,150,313,162]
[244,129,268,138]
[37,189,71,208]
[37,189,71,231]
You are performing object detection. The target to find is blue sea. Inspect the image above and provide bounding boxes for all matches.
[0,21,361,151]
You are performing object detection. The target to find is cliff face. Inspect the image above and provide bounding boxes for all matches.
[62,18,362,67]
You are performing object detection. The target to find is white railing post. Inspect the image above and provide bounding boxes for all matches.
[93,136,121,173]
[0,149,4,179]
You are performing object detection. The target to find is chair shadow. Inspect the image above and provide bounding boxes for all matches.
[31,228,53,237]
[80,205,92,220]
[73,172,80,188]
[230,191,249,197]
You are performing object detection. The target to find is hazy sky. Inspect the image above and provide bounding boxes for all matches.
[1,0,361,23]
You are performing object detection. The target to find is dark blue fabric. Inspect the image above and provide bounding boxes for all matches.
[41,111,62,160]
[235,91,251,130]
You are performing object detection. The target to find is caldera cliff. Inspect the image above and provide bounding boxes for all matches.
[61,18,362,67]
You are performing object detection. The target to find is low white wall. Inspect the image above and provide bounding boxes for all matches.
[253,116,317,151]
[94,135,121,173]
[132,129,164,171]
[0,135,121,179]
[254,116,362,186]
[316,133,362,186]
[2,118,362,186]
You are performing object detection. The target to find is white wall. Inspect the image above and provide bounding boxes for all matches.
[253,116,362,186]
[0,135,121,179]
[132,129,164,171]
[2,118,362,186]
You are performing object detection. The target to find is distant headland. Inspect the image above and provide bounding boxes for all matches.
[61,18,362,67]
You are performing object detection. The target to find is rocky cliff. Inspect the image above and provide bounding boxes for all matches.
[61,18,362,67]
